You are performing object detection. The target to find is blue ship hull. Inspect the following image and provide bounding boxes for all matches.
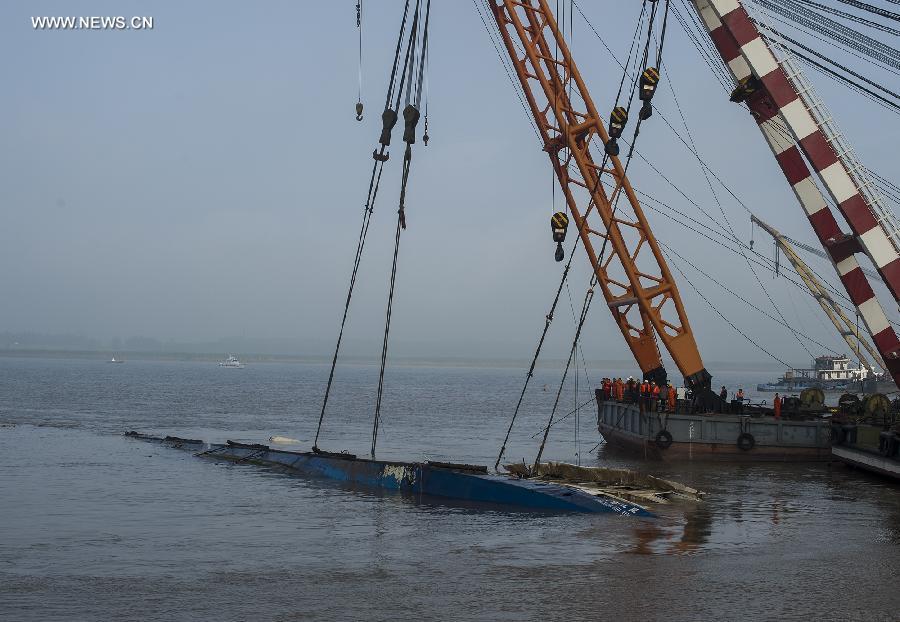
[126,433,653,516]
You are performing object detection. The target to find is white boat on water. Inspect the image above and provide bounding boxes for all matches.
[109,357,125,364]
[219,355,245,368]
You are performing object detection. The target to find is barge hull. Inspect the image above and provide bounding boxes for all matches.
[832,445,900,481]
[598,402,831,462]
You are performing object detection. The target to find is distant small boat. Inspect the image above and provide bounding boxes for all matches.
[219,355,245,368]
[109,357,125,364]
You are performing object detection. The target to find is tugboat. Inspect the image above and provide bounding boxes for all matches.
[218,355,245,369]
[756,355,891,393]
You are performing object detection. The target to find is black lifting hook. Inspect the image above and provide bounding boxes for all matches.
[551,211,569,262]
[356,102,364,122]
[638,67,659,121]
[605,106,628,157]
[402,104,420,144]
[373,108,398,161]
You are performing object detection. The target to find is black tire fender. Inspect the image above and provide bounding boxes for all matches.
[737,432,755,451]
[654,430,673,450]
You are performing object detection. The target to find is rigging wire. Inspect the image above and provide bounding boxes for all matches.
[657,39,817,359]
[495,0,647,470]
[573,0,897,356]
[314,0,414,450]
[660,241,842,354]
[533,0,668,470]
[533,279,596,471]
[768,34,900,113]
[371,0,431,459]
[494,234,583,471]
[748,0,900,70]
[666,253,792,367]
[356,0,364,120]
[556,19,893,338]
[749,2,900,77]
[793,0,900,36]
[833,0,900,23]
[471,0,542,141]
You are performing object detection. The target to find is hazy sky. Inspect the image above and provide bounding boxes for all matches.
[1,1,898,370]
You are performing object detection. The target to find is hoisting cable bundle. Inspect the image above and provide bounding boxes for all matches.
[314,0,419,452]
[371,0,432,459]
[533,277,596,471]
[605,0,670,158]
[356,0,364,120]
[495,230,584,471]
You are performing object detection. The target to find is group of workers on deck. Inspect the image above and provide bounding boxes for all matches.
[598,377,680,413]
[598,377,785,418]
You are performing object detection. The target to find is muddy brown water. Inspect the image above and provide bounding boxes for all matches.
[1,357,898,621]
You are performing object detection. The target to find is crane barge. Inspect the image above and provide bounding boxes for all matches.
[483,0,900,460]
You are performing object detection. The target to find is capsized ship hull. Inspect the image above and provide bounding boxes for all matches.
[125,432,654,516]
[597,401,832,462]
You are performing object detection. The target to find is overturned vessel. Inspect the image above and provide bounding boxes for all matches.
[125,432,704,516]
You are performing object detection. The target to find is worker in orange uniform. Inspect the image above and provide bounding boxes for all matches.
[640,379,651,412]
[667,383,677,412]
[652,382,661,412]
[773,393,782,419]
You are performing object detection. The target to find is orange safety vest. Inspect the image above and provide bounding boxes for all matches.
[652,384,661,397]
[773,396,782,418]
[641,382,650,395]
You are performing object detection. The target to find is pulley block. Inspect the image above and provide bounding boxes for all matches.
[551,211,569,262]
[639,67,659,102]
[639,67,659,120]
[729,75,762,103]
[379,108,398,147]
[402,104,420,144]
[608,106,628,139]
[605,106,628,157]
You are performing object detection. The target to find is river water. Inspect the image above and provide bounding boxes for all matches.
[1,356,898,621]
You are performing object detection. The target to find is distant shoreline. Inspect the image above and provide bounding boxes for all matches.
[0,348,782,372]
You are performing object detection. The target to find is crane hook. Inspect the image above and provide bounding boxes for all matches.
[356,101,364,121]
[551,211,569,262]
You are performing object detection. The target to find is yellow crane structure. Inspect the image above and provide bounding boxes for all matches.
[751,214,886,374]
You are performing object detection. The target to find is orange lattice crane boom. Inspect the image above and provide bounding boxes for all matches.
[489,0,713,392]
